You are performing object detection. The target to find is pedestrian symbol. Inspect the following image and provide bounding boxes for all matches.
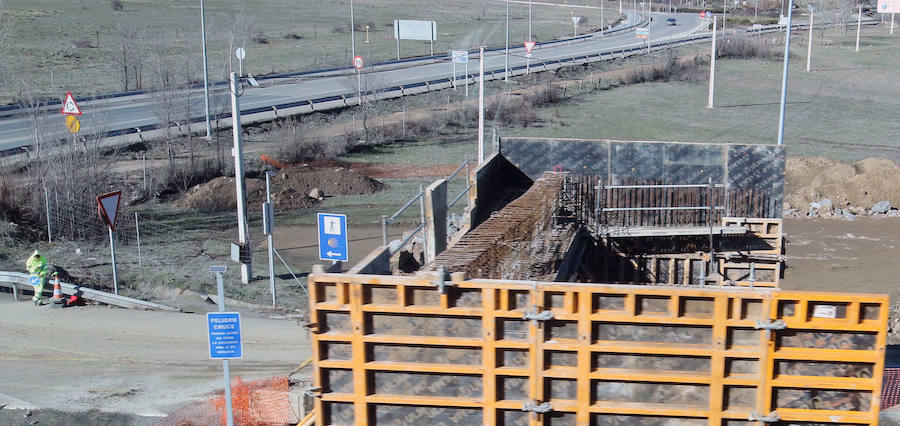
[317,213,348,262]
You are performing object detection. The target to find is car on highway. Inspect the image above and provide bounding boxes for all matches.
[666,17,677,25]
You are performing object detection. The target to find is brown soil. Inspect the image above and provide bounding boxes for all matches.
[174,165,386,211]
[307,160,460,179]
[785,156,900,209]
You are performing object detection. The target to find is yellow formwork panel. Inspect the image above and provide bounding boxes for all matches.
[308,273,887,426]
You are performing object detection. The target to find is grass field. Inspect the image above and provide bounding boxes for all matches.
[504,24,900,162]
[0,0,623,103]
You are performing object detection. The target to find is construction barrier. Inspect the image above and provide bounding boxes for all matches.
[309,273,888,425]
[154,376,299,426]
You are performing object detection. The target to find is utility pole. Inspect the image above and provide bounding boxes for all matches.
[200,0,212,139]
[230,73,252,284]
[776,0,794,146]
[806,5,813,72]
[708,16,717,109]
[264,170,277,308]
[505,0,510,80]
[478,47,485,163]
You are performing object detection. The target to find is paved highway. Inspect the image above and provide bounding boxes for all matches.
[0,12,705,155]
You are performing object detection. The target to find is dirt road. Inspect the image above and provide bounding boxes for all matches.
[0,300,310,419]
[782,217,900,302]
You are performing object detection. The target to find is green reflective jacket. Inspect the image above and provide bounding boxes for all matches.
[26,252,49,277]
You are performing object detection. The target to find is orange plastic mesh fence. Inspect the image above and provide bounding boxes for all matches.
[154,376,299,426]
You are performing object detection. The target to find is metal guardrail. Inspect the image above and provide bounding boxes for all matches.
[0,15,647,117]
[447,157,472,209]
[381,186,426,256]
[0,270,179,311]
[6,17,879,160]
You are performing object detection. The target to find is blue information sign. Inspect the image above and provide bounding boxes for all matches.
[207,312,243,359]
[317,212,349,262]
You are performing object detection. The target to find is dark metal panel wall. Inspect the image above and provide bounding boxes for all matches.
[500,138,784,218]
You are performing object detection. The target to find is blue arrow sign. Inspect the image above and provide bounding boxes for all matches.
[207,312,243,359]
[317,213,349,262]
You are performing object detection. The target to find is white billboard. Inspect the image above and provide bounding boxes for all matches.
[878,0,900,13]
[394,20,437,41]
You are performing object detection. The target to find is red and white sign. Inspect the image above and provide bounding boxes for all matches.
[700,11,707,17]
[524,41,536,54]
[60,92,82,116]
[353,55,365,70]
[96,191,122,231]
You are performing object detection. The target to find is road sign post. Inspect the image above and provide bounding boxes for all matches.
[317,213,349,263]
[524,41,536,73]
[235,47,246,77]
[353,55,364,101]
[65,116,80,134]
[97,191,122,295]
[208,265,239,426]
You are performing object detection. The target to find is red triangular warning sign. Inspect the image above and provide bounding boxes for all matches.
[61,92,82,116]
[524,41,536,54]
[97,191,122,231]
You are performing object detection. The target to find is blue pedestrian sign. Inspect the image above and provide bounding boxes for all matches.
[317,213,349,262]
[207,312,243,359]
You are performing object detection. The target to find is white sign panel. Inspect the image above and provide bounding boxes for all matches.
[394,20,437,41]
[60,92,82,116]
[452,50,468,63]
[812,304,838,319]
[879,0,900,13]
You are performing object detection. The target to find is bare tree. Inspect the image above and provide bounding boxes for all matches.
[150,49,186,163]
[112,22,146,91]
[836,0,855,34]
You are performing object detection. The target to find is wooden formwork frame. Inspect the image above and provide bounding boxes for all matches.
[718,217,784,288]
[309,273,887,425]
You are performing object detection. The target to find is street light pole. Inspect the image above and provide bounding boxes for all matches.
[806,5,813,71]
[755,0,759,22]
[529,0,533,41]
[776,0,794,146]
[505,0,510,80]
[350,0,356,64]
[478,47,485,163]
[723,0,727,35]
[856,4,862,52]
[708,16,717,109]
[200,0,212,139]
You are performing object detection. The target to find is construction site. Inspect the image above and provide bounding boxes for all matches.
[296,136,889,425]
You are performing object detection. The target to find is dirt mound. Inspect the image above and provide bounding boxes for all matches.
[275,164,387,198]
[175,166,385,211]
[786,156,900,210]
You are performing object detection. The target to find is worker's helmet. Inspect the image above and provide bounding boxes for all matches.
[32,250,41,259]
